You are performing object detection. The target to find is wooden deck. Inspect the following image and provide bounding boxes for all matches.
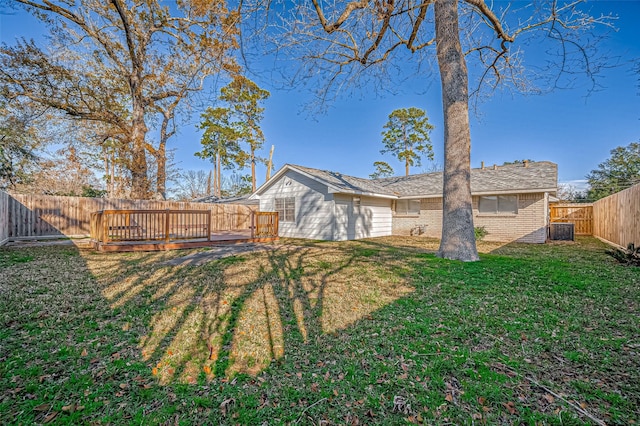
[92,230,278,252]
[90,210,279,252]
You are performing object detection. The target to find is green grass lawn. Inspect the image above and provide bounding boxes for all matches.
[0,237,638,425]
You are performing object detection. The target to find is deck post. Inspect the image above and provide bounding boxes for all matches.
[125,213,130,240]
[274,212,279,237]
[103,212,109,243]
[165,209,170,243]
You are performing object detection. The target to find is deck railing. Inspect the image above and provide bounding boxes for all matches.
[90,209,279,245]
[252,212,279,238]
[90,210,211,243]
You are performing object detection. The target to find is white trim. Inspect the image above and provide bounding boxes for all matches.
[250,165,294,199]
[284,166,345,194]
[251,164,349,199]
[252,164,397,200]
[287,165,396,199]
[472,188,557,196]
[327,188,397,199]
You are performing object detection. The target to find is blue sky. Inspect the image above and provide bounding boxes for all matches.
[1,1,639,191]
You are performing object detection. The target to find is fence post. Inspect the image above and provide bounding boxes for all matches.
[207,210,211,241]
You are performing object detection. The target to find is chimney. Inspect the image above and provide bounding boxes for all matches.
[481,161,485,170]
[493,164,497,170]
[524,160,529,168]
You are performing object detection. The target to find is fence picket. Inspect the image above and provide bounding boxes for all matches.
[550,204,593,235]
[593,183,640,247]
[0,191,258,240]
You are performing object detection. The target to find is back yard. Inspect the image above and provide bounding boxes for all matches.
[0,237,638,424]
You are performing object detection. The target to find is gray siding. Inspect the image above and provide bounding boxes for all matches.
[256,172,393,241]
[361,196,393,238]
[258,170,335,240]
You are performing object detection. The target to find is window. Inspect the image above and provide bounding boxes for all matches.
[395,199,421,215]
[478,195,518,214]
[275,197,295,222]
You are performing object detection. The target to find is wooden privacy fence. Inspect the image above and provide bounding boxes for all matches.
[1,191,257,240]
[91,210,212,244]
[593,183,640,248]
[549,203,594,235]
[0,191,9,245]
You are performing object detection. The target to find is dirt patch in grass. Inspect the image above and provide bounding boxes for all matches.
[1,237,638,424]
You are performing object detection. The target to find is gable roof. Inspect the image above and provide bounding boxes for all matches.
[252,162,557,199]
[192,194,259,205]
[290,164,395,197]
[251,163,397,199]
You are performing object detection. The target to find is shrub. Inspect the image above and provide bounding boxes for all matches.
[474,226,488,241]
[606,243,640,266]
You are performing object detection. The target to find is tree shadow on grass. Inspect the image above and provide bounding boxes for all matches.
[87,241,415,384]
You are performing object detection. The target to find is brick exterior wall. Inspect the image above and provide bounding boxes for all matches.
[392,198,442,238]
[392,193,548,243]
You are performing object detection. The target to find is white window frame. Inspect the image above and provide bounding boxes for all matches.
[275,197,295,222]
[395,199,421,216]
[478,195,518,215]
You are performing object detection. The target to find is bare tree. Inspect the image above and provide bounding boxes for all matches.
[173,170,211,201]
[222,172,253,197]
[245,0,614,261]
[1,0,239,199]
[556,183,588,203]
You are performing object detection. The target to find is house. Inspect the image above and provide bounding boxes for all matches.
[249,161,558,243]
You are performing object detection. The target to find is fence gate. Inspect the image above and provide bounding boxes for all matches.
[550,203,593,235]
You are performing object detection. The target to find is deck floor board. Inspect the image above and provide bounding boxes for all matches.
[92,230,278,252]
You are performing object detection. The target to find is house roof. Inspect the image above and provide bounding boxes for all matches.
[193,194,258,205]
[290,164,396,197]
[373,161,558,197]
[252,161,557,199]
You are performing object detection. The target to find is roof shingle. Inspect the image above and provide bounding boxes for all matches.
[287,161,557,197]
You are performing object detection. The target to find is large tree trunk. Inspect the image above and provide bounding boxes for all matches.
[112,0,150,199]
[155,141,166,200]
[434,0,479,261]
[130,102,150,199]
[154,115,169,200]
